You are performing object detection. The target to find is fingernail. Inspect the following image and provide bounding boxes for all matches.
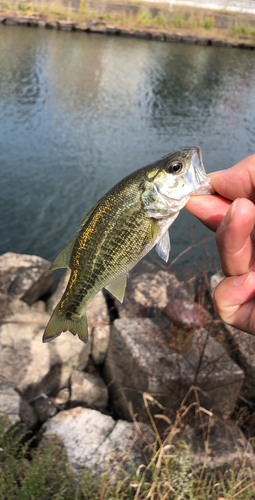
[233,272,253,287]
[222,198,239,228]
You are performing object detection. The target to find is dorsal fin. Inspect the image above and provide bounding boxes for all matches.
[78,199,101,227]
[105,274,128,303]
[50,238,76,271]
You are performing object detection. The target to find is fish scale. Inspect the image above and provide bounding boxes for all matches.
[43,146,213,344]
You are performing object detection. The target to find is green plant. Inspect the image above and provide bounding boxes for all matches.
[137,9,152,25]
[203,16,214,29]
[170,13,183,28]
[18,0,31,11]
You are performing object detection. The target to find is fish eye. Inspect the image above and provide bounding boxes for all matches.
[168,161,183,174]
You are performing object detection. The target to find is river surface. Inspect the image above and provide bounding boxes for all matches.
[1,25,255,271]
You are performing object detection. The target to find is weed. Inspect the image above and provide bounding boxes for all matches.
[170,13,183,28]
[203,16,214,30]
[18,0,31,11]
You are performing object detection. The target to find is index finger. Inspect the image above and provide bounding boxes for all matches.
[210,154,255,202]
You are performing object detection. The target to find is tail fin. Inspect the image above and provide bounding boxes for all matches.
[43,307,88,344]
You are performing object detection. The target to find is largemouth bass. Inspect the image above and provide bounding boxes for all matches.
[43,146,213,344]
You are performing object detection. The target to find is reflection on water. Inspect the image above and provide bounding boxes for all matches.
[0,25,255,268]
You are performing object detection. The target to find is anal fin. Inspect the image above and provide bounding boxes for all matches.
[105,274,128,303]
[156,231,171,263]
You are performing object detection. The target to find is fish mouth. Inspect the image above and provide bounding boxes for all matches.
[188,147,215,196]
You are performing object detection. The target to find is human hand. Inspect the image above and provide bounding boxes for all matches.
[185,154,255,335]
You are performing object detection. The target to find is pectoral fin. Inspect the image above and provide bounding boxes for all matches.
[156,231,171,263]
[151,219,160,244]
[50,238,76,270]
[105,274,128,303]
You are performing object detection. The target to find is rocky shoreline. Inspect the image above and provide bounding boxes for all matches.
[1,251,255,477]
[0,10,255,49]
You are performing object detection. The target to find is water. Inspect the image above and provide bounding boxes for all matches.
[1,25,255,270]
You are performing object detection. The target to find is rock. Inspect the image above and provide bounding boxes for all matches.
[134,30,150,39]
[46,269,70,313]
[164,298,210,352]
[19,399,38,430]
[42,407,154,475]
[0,252,54,305]
[30,300,46,312]
[0,310,90,399]
[73,22,90,31]
[4,17,20,25]
[150,31,165,41]
[119,28,134,36]
[197,37,209,45]
[54,387,70,407]
[0,385,21,427]
[165,33,182,42]
[184,417,255,471]
[0,293,30,319]
[106,25,119,35]
[104,318,244,421]
[70,370,108,409]
[46,21,58,29]
[33,396,58,422]
[0,16,6,23]
[37,20,46,28]
[58,20,74,31]
[17,17,29,25]
[89,24,106,33]
[182,35,198,44]
[91,324,110,365]
[119,270,188,319]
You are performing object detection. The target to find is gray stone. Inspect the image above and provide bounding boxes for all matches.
[30,300,46,312]
[184,418,255,471]
[104,318,244,421]
[46,21,58,29]
[182,35,198,44]
[19,399,38,430]
[0,293,30,319]
[150,30,165,41]
[92,324,110,365]
[0,16,6,23]
[42,407,154,475]
[0,310,90,399]
[46,269,71,313]
[119,270,188,319]
[197,37,209,45]
[58,20,74,31]
[89,24,106,33]
[70,370,108,409]
[73,22,90,31]
[119,28,134,36]
[17,17,29,25]
[165,33,182,42]
[134,30,150,39]
[0,385,21,427]
[37,20,46,28]
[0,252,54,305]
[106,25,119,35]
[54,387,70,407]
[33,396,58,422]
[5,17,20,25]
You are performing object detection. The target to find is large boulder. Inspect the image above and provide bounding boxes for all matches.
[0,310,90,399]
[42,407,154,476]
[184,416,255,471]
[104,318,244,421]
[0,253,54,305]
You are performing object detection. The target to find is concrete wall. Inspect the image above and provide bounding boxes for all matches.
[157,0,255,15]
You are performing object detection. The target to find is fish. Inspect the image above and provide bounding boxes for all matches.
[43,146,213,344]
